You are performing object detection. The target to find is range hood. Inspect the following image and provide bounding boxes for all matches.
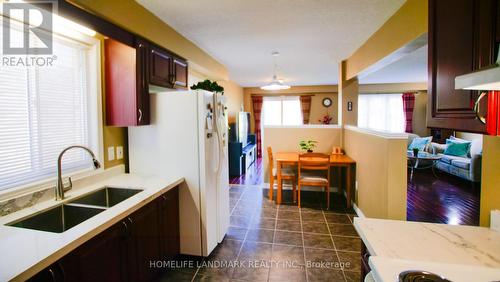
[455,63,500,90]
[455,46,500,90]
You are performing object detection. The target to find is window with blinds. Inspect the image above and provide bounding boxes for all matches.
[0,19,99,191]
[262,96,302,126]
[358,93,405,133]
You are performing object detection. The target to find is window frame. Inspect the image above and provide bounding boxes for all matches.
[357,93,406,133]
[0,22,104,200]
[262,95,303,126]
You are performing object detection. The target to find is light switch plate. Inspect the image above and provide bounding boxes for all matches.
[107,146,115,161]
[116,146,123,160]
[491,210,500,232]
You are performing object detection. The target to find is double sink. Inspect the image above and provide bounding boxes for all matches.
[7,187,142,233]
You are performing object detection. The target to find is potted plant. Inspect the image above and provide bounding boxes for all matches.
[318,113,333,124]
[299,140,318,153]
[190,79,224,94]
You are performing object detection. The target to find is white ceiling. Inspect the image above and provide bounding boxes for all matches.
[359,45,428,84]
[136,0,406,87]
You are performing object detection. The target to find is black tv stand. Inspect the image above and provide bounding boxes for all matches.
[229,135,256,177]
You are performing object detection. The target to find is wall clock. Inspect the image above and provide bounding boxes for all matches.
[322,98,332,108]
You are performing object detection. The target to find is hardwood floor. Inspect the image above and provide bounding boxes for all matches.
[230,158,480,225]
[407,168,480,226]
[229,158,263,185]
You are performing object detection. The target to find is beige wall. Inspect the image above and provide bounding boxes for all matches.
[338,61,359,126]
[262,126,343,182]
[412,92,429,137]
[345,0,428,79]
[218,80,244,123]
[344,126,407,220]
[309,93,338,125]
[480,135,500,227]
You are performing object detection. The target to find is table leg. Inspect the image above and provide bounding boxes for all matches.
[277,161,282,205]
[432,162,438,178]
[269,173,274,201]
[346,165,352,209]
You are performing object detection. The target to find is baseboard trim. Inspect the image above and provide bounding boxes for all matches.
[353,203,365,218]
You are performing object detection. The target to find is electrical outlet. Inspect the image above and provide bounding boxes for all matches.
[107,146,115,161]
[116,146,123,160]
[355,181,358,191]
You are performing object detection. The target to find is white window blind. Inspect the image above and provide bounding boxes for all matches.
[358,93,405,133]
[0,20,98,191]
[263,96,302,126]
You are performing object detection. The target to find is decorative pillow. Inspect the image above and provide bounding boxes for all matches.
[444,139,471,157]
[408,136,432,151]
[450,136,472,157]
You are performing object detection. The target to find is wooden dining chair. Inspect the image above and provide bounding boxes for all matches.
[268,147,297,202]
[298,153,331,209]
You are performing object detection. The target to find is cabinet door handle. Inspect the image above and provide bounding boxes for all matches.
[474,91,487,124]
[48,268,56,282]
[122,221,128,235]
[138,108,143,123]
[128,217,133,226]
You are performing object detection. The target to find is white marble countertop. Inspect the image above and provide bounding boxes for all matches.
[369,257,500,282]
[354,218,500,282]
[0,171,184,282]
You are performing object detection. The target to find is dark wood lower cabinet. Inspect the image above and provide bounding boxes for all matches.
[29,187,180,282]
[59,222,129,282]
[360,242,371,281]
[159,187,180,260]
[129,199,162,282]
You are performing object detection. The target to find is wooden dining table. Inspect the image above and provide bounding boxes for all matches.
[274,152,356,208]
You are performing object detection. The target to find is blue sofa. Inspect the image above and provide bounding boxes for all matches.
[407,134,482,182]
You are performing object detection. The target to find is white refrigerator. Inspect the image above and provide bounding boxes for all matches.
[128,90,230,257]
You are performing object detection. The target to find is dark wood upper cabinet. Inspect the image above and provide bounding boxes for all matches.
[135,38,151,125]
[427,0,499,133]
[105,38,150,126]
[173,57,188,88]
[105,39,188,126]
[148,46,189,90]
[149,45,174,88]
[62,1,188,126]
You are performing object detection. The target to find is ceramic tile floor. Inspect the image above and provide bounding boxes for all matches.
[157,185,360,282]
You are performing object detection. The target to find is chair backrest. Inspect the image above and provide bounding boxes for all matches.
[298,153,330,171]
[267,147,274,172]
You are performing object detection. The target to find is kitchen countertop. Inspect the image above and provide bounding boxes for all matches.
[369,257,500,282]
[354,218,500,282]
[0,172,184,282]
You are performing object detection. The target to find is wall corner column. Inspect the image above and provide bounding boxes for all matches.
[338,60,359,127]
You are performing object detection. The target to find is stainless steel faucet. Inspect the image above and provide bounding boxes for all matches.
[56,145,101,201]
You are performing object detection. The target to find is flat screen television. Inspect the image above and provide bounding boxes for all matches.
[237,112,250,147]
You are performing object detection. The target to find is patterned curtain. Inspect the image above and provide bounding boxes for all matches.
[251,95,263,158]
[402,92,415,133]
[299,95,312,124]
